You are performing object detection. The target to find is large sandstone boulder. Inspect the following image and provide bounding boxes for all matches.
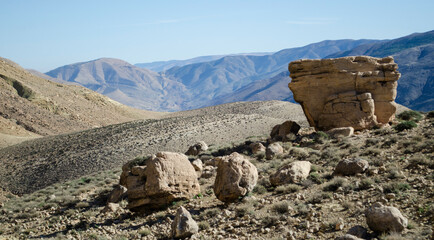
[171,206,199,239]
[365,202,408,233]
[270,161,311,186]
[121,152,200,211]
[214,152,258,203]
[288,56,400,131]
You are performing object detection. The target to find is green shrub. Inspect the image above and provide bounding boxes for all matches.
[198,221,210,230]
[394,120,417,132]
[397,110,423,122]
[314,131,329,143]
[384,182,410,194]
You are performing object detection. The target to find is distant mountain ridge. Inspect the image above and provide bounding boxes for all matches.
[44,31,434,111]
[45,39,377,111]
[135,52,271,72]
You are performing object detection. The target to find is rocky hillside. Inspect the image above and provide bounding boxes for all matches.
[0,100,306,195]
[327,30,434,111]
[0,110,432,240]
[0,58,163,148]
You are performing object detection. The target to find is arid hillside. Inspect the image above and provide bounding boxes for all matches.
[0,57,164,148]
[0,100,307,196]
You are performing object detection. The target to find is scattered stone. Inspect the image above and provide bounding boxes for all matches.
[335,234,364,240]
[107,185,127,203]
[191,159,203,172]
[250,142,266,154]
[171,206,198,239]
[346,225,369,239]
[270,120,301,141]
[365,202,408,233]
[327,127,354,138]
[101,203,120,214]
[123,152,200,211]
[289,56,400,130]
[201,166,216,178]
[214,152,258,203]
[333,158,369,176]
[270,161,311,186]
[185,141,208,156]
[266,142,283,160]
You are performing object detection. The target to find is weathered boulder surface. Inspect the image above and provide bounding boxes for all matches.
[107,185,127,203]
[185,141,208,156]
[120,152,200,211]
[266,142,284,160]
[288,56,400,131]
[365,202,408,233]
[270,120,301,141]
[171,206,198,239]
[214,152,258,203]
[334,158,369,176]
[270,161,311,186]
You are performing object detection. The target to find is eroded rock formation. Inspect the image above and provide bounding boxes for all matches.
[288,56,400,131]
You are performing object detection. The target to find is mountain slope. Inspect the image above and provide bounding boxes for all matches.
[45,58,190,111]
[326,30,434,111]
[0,57,163,148]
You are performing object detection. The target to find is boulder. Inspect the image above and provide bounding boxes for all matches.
[327,127,354,138]
[271,120,300,141]
[334,158,369,176]
[122,152,200,211]
[171,206,198,239]
[250,142,266,154]
[288,56,400,131]
[270,161,311,186]
[214,152,258,203]
[107,184,127,203]
[365,202,408,233]
[185,141,208,156]
[266,142,284,160]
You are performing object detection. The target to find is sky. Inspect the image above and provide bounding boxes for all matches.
[1,0,433,72]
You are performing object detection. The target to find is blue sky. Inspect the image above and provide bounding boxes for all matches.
[1,0,433,72]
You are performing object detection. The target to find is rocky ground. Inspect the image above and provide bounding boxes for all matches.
[0,110,432,240]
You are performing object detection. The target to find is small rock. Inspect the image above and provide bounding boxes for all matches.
[107,185,127,203]
[335,234,364,240]
[191,159,203,172]
[266,142,283,160]
[365,202,408,233]
[171,206,198,239]
[334,158,369,176]
[270,161,311,186]
[186,141,208,156]
[385,193,396,200]
[100,203,120,213]
[327,127,354,138]
[346,225,369,239]
[250,142,266,154]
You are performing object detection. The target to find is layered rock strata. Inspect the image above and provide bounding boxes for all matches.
[288,56,400,130]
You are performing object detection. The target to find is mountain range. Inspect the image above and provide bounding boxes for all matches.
[45,39,377,111]
[43,30,433,112]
